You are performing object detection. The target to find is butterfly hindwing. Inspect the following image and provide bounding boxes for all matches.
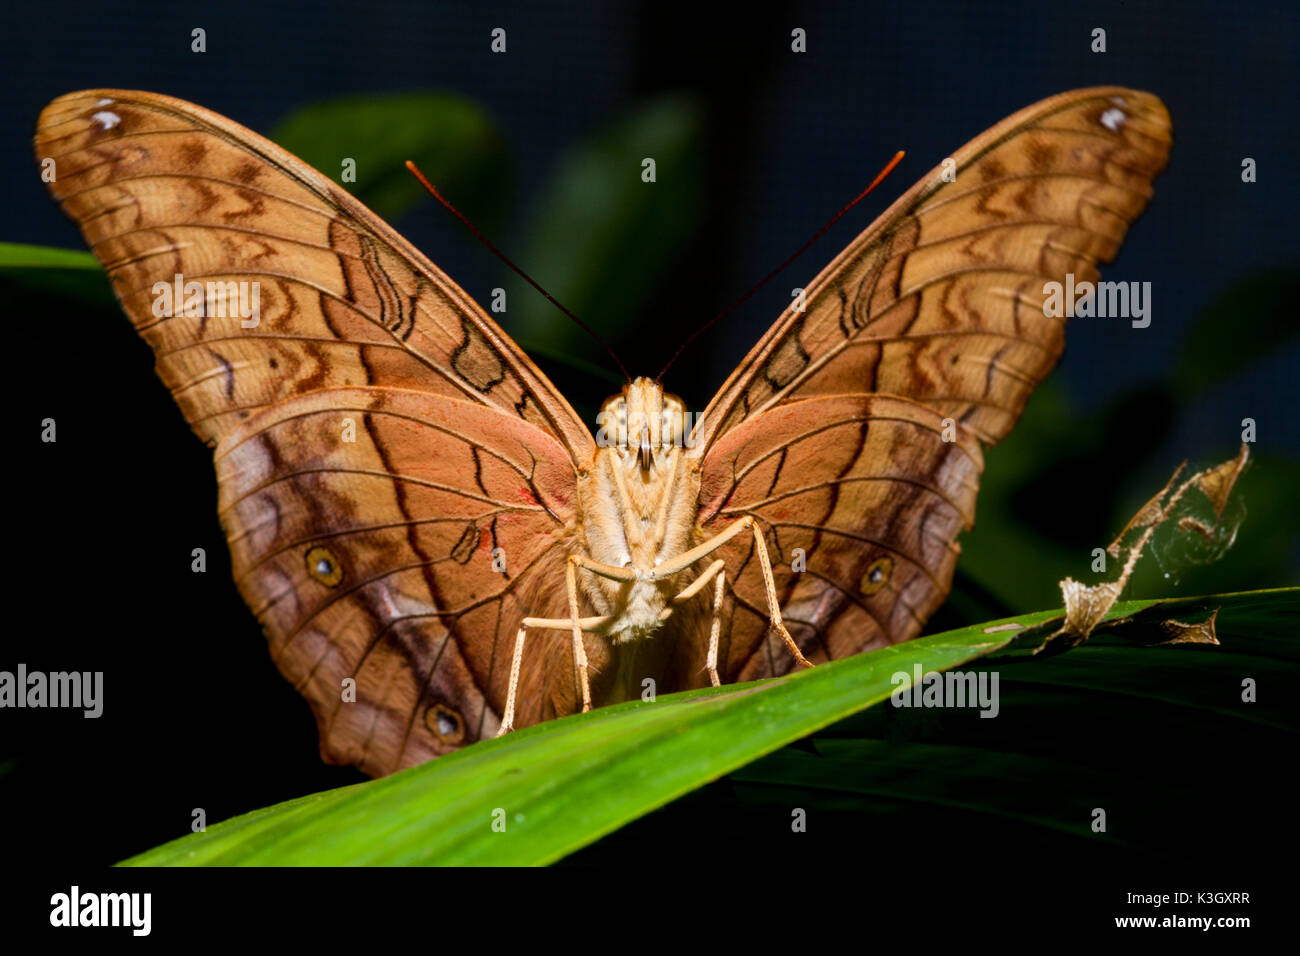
[696,395,983,677]
[214,387,586,773]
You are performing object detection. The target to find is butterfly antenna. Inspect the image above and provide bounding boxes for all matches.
[405,161,632,383]
[656,150,905,382]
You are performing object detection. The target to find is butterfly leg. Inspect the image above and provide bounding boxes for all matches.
[497,554,635,735]
[565,555,638,713]
[651,516,812,672]
[499,626,528,737]
[497,610,613,736]
[661,558,727,686]
[566,556,592,713]
[707,566,726,686]
[745,518,814,671]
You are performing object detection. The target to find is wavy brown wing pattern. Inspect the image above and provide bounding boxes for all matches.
[34,90,593,462]
[694,87,1171,679]
[35,89,593,774]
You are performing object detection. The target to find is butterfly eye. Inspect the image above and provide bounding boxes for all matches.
[427,703,465,745]
[859,556,893,596]
[305,546,343,587]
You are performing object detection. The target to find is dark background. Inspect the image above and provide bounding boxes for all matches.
[2,0,1297,884]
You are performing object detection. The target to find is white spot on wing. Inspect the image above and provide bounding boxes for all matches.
[1110,95,1128,107]
[91,110,121,130]
[1100,108,1126,132]
[373,581,439,620]
[95,97,115,106]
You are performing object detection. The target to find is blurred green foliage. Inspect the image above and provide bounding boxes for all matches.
[270,92,510,227]
[1173,270,1299,394]
[506,93,705,397]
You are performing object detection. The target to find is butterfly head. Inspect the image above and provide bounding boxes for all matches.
[597,377,688,476]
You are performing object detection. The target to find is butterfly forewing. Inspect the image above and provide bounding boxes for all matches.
[35,90,594,460]
[695,88,1172,451]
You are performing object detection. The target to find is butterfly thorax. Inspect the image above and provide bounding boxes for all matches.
[576,379,702,643]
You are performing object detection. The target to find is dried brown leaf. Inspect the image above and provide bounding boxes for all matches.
[1156,608,1221,646]
[1050,446,1248,653]
[1196,443,1249,523]
[1106,461,1186,557]
[1177,516,1216,542]
[1049,578,1124,650]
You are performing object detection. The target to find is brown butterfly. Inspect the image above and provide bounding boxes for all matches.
[35,87,1171,776]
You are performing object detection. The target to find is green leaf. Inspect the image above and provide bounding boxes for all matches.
[730,589,1297,859]
[0,242,99,270]
[0,241,115,311]
[119,588,1292,866]
[121,610,1024,866]
[269,92,509,225]
[571,587,1297,866]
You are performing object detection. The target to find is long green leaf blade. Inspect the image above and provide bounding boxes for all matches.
[122,616,1022,865]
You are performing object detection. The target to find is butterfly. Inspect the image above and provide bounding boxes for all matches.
[35,87,1171,776]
